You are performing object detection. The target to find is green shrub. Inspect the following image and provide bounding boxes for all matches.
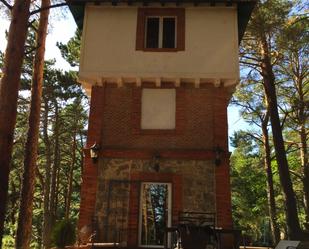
[2,235,15,249]
[51,219,76,248]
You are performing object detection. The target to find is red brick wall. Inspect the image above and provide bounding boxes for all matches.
[78,86,106,231]
[213,88,233,228]
[101,84,216,149]
[79,84,233,234]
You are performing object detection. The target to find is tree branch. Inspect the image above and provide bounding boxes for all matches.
[25,45,41,55]
[289,169,303,180]
[240,60,259,68]
[30,2,68,16]
[0,0,12,10]
[28,19,38,31]
[245,132,264,145]
[240,55,261,63]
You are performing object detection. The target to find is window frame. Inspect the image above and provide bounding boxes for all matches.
[136,8,185,52]
[145,16,177,49]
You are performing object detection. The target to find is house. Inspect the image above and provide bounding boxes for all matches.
[68,0,256,248]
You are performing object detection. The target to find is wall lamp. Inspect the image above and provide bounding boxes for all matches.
[90,142,100,164]
[214,146,224,166]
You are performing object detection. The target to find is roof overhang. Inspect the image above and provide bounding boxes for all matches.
[66,0,256,42]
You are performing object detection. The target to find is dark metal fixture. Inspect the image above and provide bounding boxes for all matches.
[90,142,100,163]
[214,146,223,166]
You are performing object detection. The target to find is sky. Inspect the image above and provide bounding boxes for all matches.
[0,7,76,70]
[0,7,248,150]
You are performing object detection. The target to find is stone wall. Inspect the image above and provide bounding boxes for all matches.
[95,158,215,244]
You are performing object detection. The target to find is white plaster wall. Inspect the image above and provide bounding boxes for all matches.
[80,5,239,83]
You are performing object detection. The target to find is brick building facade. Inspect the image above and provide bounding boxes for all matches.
[67,1,256,248]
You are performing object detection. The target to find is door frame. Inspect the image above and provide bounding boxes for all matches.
[138,182,172,248]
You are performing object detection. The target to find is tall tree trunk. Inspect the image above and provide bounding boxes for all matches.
[65,132,77,219]
[15,1,50,247]
[42,97,53,249]
[261,111,280,244]
[80,133,85,173]
[50,102,60,225]
[0,1,31,246]
[300,123,309,225]
[260,37,303,239]
[296,75,309,224]
[55,162,61,215]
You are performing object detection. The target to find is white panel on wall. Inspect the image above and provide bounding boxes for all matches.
[141,89,176,129]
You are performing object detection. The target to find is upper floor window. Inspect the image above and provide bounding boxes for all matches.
[146,16,176,49]
[136,8,185,52]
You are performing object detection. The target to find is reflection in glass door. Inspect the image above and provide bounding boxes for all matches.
[139,182,172,247]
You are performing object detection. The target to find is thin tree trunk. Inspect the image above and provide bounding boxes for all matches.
[80,133,85,173]
[15,1,50,247]
[55,162,61,215]
[261,112,280,244]
[300,122,309,223]
[296,75,309,224]
[42,97,53,249]
[50,101,59,226]
[0,1,31,246]
[260,37,303,239]
[65,132,77,219]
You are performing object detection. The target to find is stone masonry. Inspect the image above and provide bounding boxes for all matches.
[95,158,215,243]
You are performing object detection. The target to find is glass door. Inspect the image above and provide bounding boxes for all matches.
[138,182,172,247]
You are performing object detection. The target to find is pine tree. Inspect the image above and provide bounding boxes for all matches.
[232,79,280,244]
[15,0,51,248]
[0,1,31,246]
[276,16,309,225]
[240,0,307,239]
